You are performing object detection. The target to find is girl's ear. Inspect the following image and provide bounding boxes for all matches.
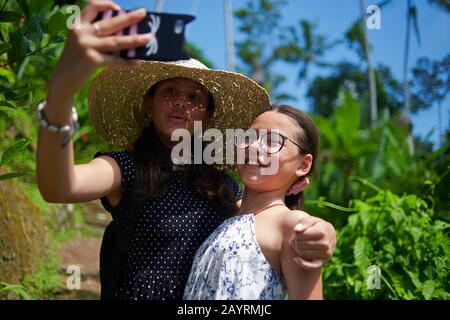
[295,154,313,178]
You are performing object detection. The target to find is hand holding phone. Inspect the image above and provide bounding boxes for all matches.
[94,9,195,61]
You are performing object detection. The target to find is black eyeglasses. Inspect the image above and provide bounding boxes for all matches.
[234,130,305,155]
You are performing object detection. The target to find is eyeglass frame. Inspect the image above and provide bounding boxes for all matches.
[234,130,306,155]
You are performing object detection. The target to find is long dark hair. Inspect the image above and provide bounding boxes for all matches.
[129,80,238,216]
[270,105,320,210]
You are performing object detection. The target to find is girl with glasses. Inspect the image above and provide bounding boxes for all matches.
[184,105,323,300]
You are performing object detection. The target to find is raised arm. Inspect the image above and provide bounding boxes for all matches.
[36,0,150,203]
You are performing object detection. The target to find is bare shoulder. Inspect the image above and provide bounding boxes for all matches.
[90,154,119,169]
[280,209,310,231]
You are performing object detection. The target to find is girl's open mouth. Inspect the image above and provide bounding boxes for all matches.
[169,113,188,124]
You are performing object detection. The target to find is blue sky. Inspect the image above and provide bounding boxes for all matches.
[116,0,449,148]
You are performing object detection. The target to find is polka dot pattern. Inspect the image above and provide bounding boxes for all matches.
[93,150,242,300]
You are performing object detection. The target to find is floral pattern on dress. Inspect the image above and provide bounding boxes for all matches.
[183,214,286,300]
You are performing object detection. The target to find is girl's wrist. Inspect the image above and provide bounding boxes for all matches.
[47,77,75,105]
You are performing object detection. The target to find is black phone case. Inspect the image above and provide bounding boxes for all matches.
[94,10,195,61]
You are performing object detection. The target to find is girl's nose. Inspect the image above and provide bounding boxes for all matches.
[173,93,190,109]
[174,96,186,108]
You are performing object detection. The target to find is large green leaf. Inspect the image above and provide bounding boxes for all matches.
[7,32,26,65]
[29,0,55,17]
[314,115,338,149]
[422,280,437,299]
[48,11,67,38]
[0,172,33,181]
[353,236,372,269]
[0,137,32,167]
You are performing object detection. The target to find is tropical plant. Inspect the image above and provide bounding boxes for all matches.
[323,180,450,299]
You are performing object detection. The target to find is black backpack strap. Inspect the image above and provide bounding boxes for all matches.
[100,170,144,300]
[116,181,143,254]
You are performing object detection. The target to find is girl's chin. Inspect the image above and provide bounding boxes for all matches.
[161,122,193,138]
[166,122,190,132]
[238,167,269,184]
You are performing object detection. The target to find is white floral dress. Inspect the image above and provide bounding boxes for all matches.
[183,214,286,300]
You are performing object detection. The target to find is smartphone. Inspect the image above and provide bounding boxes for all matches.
[93,9,195,61]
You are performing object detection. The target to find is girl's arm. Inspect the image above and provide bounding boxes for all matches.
[37,1,150,204]
[280,211,323,300]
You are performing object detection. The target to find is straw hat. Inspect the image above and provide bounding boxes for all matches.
[87,59,271,149]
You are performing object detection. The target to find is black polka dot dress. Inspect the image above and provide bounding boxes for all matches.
[94,150,242,300]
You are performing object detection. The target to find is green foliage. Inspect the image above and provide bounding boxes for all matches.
[311,90,380,211]
[1,243,62,300]
[0,1,93,300]
[20,249,62,299]
[306,89,450,231]
[0,0,447,301]
[323,185,450,299]
[0,282,32,300]
[0,0,79,181]
[0,137,32,166]
[306,62,403,119]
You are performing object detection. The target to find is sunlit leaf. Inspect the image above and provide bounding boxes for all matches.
[0,172,33,180]
[422,280,436,299]
[353,236,372,269]
[0,137,32,167]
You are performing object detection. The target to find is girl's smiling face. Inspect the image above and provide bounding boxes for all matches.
[237,110,313,194]
[146,77,214,146]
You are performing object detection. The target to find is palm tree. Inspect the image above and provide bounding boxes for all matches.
[274,19,338,84]
[343,0,393,126]
[224,0,236,71]
[402,0,421,119]
[359,0,378,125]
[155,0,164,12]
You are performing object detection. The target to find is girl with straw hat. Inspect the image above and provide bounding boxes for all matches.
[36,0,336,300]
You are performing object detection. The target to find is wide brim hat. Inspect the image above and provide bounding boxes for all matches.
[88,59,271,149]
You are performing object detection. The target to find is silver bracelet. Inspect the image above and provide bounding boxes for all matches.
[37,100,79,148]
[37,100,78,132]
